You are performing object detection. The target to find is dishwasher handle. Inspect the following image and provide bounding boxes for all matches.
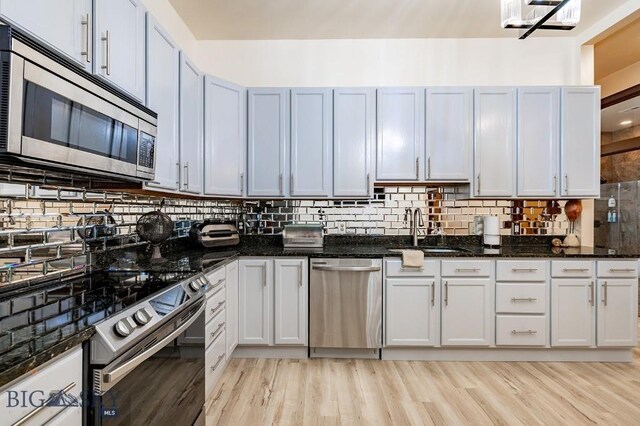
[312,265,381,272]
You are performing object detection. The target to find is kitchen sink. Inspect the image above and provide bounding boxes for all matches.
[389,247,470,254]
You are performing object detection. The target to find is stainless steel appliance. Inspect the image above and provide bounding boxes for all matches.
[310,258,382,358]
[0,25,157,181]
[89,271,212,425]
[283,223,324,249]
[189,220,240,248]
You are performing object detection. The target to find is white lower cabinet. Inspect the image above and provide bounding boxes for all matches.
[385,278,437,346]
[441,278,493,346]
[239,258,308,346]
[551,279,595,347]
[225,260,239,356]
[597,279,638,347]
[1,346,83,425]
[496,315,547,347]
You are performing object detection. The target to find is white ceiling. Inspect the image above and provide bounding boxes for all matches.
[169,0,627,40]
[602,96,640,133]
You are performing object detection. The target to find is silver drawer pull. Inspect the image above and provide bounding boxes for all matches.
[609,268,635,273]
[210,354,225,372]
[511,297,537,303]
[401,266,424,271]
[455,268,481,272]
[209,301,224,315]
[213,278,225,288]
[511,330,538,335]
[511,268,538,272]
[562,268,589,272]
[13,382,76,426]
[210,322,226,338]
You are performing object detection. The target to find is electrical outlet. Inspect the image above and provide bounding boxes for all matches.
[338,222,346,234]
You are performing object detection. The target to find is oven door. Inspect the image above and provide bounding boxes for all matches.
[90,299,206,426]
[5,53,156,180]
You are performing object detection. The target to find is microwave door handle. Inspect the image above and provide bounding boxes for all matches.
[101,300,206,386]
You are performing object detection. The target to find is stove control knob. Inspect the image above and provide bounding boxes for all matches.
[113,320,131,338]
[188,280,202,292]
[133,308,152,326]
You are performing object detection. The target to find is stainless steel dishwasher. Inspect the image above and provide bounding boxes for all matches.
[310,258,382,357]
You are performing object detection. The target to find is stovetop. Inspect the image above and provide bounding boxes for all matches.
[0,269,196,371]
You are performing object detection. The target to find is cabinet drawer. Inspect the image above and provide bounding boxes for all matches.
[2,346,83,425]
[496,260,547,281]
[206,267,226,293]
[496,315,547,346]
[496,283,546,314]
[597,261,638,278]
[206,287,226,324]
[205,330,227,396]
[551,260,594,278]
[385,259,437,277]
[442,260,491,277]
[206,308,226,349]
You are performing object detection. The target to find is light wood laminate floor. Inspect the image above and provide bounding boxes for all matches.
[206,324,640,425]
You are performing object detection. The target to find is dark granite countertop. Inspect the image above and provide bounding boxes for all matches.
[1,234,637,388]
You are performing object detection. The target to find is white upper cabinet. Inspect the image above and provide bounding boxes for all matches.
[247,89,289,197]
[560,87,601,198]
[425,88,472,181]
[333,88,375,198]
[274,259,308,345]
[144,16,179,191]
[93,0,146,101]
[376,88,424,181]
[517,87,560,198]
[597,279,638,347]
[290,89,332,197]
[0,0,92,68]
[179,53,204,195]
[473,88,516,197]
[204,76,246,197]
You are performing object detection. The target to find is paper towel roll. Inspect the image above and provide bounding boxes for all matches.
[483,216,500,246]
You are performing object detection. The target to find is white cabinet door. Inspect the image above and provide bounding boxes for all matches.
[425,87,472,181]
[376,88,424,180]
[93,0,146,101]
[204,76,245,197]
[144,16,179,191]
[560,87,601,198]
[274,259,307,345]
[597,279,638,347]
[238,259,271,345]
[473,88,516,197]
[441,279,493,346]
[225,260,239,356]
[385,278,437,347]
[247,89,288,197]
[0,0,91,68]
[179,53,203,195]
[290,89,332,197]
[551,279,594,347]
[517,87,560,197]
[333,88,375,197]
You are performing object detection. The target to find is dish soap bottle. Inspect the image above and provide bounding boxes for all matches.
[607,196,617,223]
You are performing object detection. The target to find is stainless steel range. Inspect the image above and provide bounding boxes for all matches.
[87,271,212,426]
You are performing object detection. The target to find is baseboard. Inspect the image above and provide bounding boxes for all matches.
[381,347,634,362]
[233,346,308,359]
[310,347,380,359]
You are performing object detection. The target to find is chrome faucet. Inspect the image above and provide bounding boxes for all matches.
[412,208,424,247]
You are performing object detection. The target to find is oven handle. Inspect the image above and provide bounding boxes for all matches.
[101,299,206,386]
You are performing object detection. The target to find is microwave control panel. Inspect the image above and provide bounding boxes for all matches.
[138,132,155,170]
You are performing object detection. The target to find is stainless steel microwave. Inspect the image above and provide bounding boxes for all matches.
[0,26,157,181]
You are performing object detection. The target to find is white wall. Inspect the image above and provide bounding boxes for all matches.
[196,38,582,87]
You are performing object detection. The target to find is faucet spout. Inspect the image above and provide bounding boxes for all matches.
[412,208,424,247]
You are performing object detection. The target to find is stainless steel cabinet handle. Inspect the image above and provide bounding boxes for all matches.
[609,268,635,272]
[213,278,225,289]
[603,280,608,306]
[366,173,371,196]
[210,354,225,372]
[427,156,431,179]
[209,301,224,316]
[511,330,537,335]
[176,162,181,187]
[455,268,481,272]
[589,281,594,306]
[312,265,381,272]
[240,173,244,195]
[298,265,303,286]
[263,266,267,286]
[562,268,589,272]
[444,281,449,306]
[210,322,225,339]
[564,174,569,195]
[279,173,283,195]
[416,157,420,179]
[183,162,190,188]
[511,268,538,272]
[101,30,111,75]
[13,382,77,426]
[290,174,294,194]
[81,13,91,63]
[400,266,424,271]
[476,174,481,195]
[553,175,557,196]
[431,281,435,306]
[511,297,537,303]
